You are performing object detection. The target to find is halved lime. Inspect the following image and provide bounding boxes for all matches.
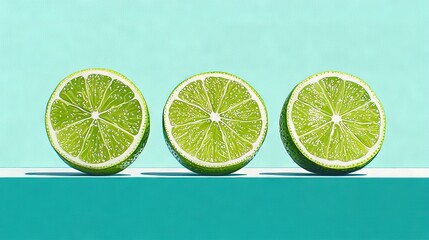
[280,71,386,174]
[45,69,150,175]
[163,72,268,175]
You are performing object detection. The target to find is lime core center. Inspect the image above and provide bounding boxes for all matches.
[91,111,100,120]
[331,114,342,124]
[210,112,221,122]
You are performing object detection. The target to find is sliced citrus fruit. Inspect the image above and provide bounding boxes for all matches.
[45,69,150,175]
[280,71,386,174]
[163,72,268,175]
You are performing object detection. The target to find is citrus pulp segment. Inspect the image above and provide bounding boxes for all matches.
[280,71,385,174]
[163,72,268,175]
[45,69,150,175]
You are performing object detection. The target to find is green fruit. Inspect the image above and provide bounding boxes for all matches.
[163,72,268,175]
[280,71,386,174]
[45,68,150,175]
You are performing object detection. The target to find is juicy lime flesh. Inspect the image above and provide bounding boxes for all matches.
[168,76,263,163]
[50,74,142,164]
[291,77,381,162]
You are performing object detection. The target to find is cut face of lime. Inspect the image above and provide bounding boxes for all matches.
[280,71,385,174]
[163,72,268,175]
[45,69,150,175]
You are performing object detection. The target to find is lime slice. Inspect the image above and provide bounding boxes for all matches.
[45,69,150,175]
[163,72,268,175]
[280,71,386,174]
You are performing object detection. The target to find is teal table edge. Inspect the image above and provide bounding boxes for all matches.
[1,168,428,240]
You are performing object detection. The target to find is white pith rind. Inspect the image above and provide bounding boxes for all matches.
[287,71,385,167]
[164,72,268,168]
[46,69,148,169]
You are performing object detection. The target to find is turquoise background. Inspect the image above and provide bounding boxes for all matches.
[1,2,429,240]
[1,0,428,167]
